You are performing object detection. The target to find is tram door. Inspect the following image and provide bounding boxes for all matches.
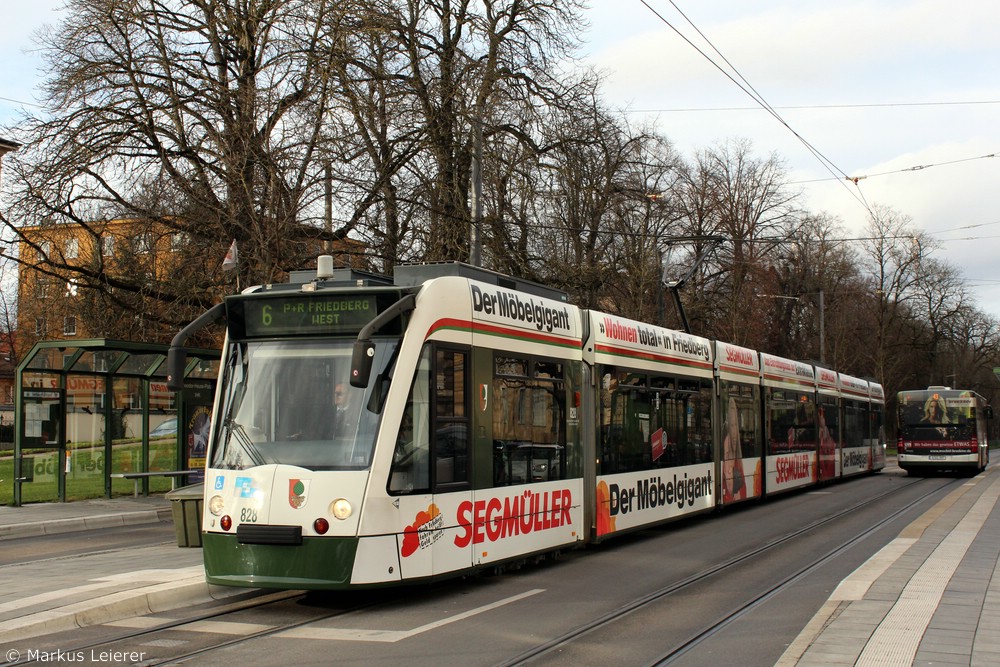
[817,393,840,481]
[391,345,473,580]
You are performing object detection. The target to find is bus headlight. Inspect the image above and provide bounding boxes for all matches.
[331,498,352,520]
[209,495,225,516]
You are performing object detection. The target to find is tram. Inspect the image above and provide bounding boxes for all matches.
[896,387,991,474]
[167,258,887,589]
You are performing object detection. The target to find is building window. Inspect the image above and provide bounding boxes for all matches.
[101,235,114,257]
[136,233,153,254]
[35,278,51,299]
[171,232,186,251]
[65,238,79,259]
[34,317,47,337]
[38,241,51,260]
[64,316,77,336]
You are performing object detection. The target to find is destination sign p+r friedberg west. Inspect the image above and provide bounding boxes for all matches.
[240,294,378,337]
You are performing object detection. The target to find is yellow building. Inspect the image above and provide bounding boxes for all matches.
[16,219,365,353]
[0,138,22,414]
[16,219,197,352]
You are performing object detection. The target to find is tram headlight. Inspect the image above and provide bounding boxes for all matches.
[208,495,225,516]
[331,498,353,520]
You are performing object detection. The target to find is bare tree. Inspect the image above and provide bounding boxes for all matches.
[520,87,681,314]
[344,0,587,264]
[670,139,799,344]
[2,0,364,328]
[859,205,933,387]
[762,214,865,365]
[943,307,1000,408]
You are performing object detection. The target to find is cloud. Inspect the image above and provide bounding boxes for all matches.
[587,1,1000,103]
[582,1,1000,318]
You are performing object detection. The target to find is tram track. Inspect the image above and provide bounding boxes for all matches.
[3,473,955,667]
[497,474,959,667]
[3,587,394,667]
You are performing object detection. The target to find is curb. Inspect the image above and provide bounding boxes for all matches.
[0,577,251,644]
[0,508,172,540]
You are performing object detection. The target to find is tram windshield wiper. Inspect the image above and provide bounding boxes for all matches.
[223,418,267,468]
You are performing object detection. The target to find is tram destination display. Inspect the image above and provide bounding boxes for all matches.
[235,294,379,337]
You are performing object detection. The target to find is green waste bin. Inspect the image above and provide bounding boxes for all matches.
[166,483,204,547]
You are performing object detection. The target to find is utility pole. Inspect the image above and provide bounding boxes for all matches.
[469,119,483,267]
[324,160,332,254]
[818,289,825,365]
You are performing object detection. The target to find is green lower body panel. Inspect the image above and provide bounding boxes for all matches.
[202,532,360,590]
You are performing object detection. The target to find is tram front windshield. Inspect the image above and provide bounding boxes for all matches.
[211,339,396,471]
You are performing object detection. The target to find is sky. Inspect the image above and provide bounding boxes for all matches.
[583,1,1000,318]
[3,1,1000,317]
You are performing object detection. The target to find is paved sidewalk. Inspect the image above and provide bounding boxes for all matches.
[778,466,1000,666]
[0,494,253,645]
[0,495,172,539]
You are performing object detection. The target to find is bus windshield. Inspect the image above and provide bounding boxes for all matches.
[211,338,398,471]
[897,390,976,440]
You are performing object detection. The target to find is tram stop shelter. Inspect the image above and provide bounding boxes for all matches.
[12,339,219,506]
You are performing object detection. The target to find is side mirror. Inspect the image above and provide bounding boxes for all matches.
[166,302,226,391]
[166,346,188,391]
[350,340,375,388]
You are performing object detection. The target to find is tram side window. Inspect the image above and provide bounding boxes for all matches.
[871,405,886,447]
[433,348,469,487]
[720,381,761,459]
[672,379,713,465]
[767,391,815,455]
[493,356,566,486]
[600,371,713,474]
[600,371,647,474]
[844,401,865,449]
[816,396,841,449]
[389,348,431,493]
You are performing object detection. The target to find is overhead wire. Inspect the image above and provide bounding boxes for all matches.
[639,0,875,216]
[0,95,44,109]
[929,219,1000,234]
[791,152,999,185]
[626,100,1000,113]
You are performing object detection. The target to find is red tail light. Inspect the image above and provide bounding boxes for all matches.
[897,437,905,453]
[220,515,233,531]
[314,518,330,535]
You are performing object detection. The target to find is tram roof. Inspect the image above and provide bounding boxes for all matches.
[287,260,568,303]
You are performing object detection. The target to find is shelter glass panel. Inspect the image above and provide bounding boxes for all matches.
[117,353,164,376]
[186,359,220,380]
[24,348,64,371]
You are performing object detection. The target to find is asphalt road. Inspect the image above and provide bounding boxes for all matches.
[17,465,961,667]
